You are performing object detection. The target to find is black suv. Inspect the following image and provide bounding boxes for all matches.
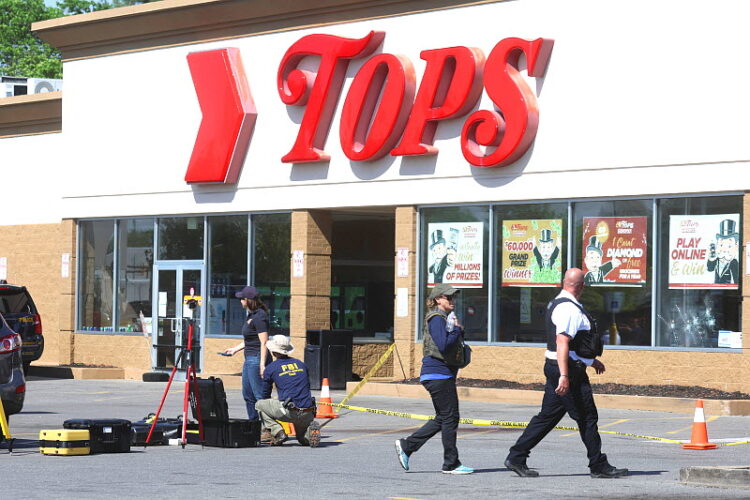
[0,284,43,373]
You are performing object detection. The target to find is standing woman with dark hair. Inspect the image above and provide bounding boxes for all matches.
[394,283,474,475]
[223,286,270,421]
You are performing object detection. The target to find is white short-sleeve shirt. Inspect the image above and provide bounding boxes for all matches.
[544,289,594,366]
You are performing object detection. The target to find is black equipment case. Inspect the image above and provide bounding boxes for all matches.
[187,419,260,448]
[131,417,184,446]
[63,419,132,454]
[189,377,229,421]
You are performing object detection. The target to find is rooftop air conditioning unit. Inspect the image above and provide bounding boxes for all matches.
[0,76,27,97]
[27,78,62,94]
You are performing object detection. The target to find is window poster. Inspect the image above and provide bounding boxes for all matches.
[668,214,741,289]
[501,219,562,286]
[426,222,484,288]
[582,217,648,286]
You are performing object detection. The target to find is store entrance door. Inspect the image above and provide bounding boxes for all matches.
[152,263,204,373]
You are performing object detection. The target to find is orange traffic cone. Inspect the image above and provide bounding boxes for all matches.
[315,378,339,419]
[280,421,296,437]
[682,400,717,450]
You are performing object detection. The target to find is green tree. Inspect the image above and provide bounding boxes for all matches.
[0,0,62,78]
[0,0,161,79]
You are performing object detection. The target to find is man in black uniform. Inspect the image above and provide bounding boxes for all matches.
[255,335,321,447]
[504,268,628,478]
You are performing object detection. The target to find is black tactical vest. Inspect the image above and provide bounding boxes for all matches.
[545,297,598,354]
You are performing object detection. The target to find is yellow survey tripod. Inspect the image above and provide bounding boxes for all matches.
[0,397,14,453]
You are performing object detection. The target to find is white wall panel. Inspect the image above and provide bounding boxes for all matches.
[8,0,750,221]
[0,133,62,225]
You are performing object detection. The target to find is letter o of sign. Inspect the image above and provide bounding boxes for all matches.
[340,54,416,161]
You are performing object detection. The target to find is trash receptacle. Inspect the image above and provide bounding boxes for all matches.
[305,329,353,390]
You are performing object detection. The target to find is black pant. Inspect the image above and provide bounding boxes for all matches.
[402,378,461,471]
[507,359,608,471]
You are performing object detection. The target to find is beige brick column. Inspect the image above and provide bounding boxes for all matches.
[393,206,418,380]
[290,210,332,349]
[58,220,76,364]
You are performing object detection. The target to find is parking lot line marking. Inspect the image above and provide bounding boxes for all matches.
[561,418,629,437]
[93,395,134,402]
[388,497,429,500]
[334,425,420,443]
[667,415,719,435]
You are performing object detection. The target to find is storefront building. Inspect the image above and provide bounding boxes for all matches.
[1,0,749,391]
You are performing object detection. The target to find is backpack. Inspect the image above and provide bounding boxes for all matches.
[554,299,603,358]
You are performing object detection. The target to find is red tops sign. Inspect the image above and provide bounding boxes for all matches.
[186,32,554,184]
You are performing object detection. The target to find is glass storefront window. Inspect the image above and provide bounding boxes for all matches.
[158,217,204,260]
[79,220,115,331]
[254,213,291,334]
[657,196,742,348]
[494,203,568,343]
[207,215,248,336]
[117,219,154,333]
[421,206,489,342]
[573,199,653,347]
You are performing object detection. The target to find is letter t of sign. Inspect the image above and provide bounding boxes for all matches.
[278,31,385,163]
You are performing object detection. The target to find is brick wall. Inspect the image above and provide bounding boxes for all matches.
[0,220,75,366]
[352,343,393,378]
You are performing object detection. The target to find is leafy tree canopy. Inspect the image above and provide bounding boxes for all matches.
[1,0,160,79]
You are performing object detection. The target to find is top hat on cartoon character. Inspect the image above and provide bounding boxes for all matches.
[586,235,603,255]
[539,229,553,243]
[716,219,739,240]
[430,229,446,249]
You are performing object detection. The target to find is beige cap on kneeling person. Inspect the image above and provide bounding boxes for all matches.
[266,335,295,355]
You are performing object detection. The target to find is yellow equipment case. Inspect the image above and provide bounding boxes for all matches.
[39,429,91,456]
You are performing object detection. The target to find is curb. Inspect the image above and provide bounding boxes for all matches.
[681,466,750,489]
[28,365,125,380]
[346,382,750,416]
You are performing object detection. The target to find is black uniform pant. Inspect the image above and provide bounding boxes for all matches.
[402,378,461,471]
[507,359,609,471]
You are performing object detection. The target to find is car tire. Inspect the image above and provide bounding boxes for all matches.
[22,361,30,376]
[142,372,170,382]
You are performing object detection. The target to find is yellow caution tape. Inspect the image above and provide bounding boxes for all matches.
[329,343,747,446]
[326,401,750,446]
[340,343,395,406]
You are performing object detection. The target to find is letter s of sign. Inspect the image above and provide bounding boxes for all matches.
[461,38,554,168]
[278,31,385,163]
[185,48,257,184]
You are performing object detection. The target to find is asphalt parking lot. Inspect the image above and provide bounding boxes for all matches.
[3,376,750,499]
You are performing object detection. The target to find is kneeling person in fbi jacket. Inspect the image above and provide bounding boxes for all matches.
[255,335,321,447]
